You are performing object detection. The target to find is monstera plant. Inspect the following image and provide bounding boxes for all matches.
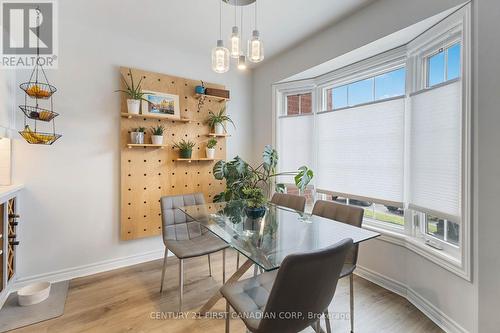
[213,145,314,214]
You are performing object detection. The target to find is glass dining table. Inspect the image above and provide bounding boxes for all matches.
[180,200,380,315]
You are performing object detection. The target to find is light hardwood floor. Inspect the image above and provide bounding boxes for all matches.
[12,250,443,333]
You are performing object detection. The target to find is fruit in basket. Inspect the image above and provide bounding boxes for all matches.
[38,110,52,121]
[29,111,40,119]
[22,125,54,144]
[26,85,51,98]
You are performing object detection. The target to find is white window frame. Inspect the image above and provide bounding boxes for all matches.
[272,5,471,280]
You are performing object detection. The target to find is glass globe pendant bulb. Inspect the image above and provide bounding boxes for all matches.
[230,26,240,59]
[237,55,247,70]
[212,40,230,73]
[248,30,264,63]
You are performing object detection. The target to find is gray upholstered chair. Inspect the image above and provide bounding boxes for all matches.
[312,200,364,333]
[221,238,353,333]
[270,193,306,212]
[160,193,229,312]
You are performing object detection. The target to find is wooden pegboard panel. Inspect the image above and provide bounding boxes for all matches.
[120,67,227,240]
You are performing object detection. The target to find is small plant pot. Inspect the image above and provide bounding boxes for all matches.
[214,123,225,135]
[127,99,141,114]
[195,85,206,94]
[206,147,216,159]
[151,135,163,145]
[130,132,144,144]
[245,206,266,220]
[179,149,193,159]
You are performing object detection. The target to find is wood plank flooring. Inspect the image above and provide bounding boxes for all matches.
[11,250,443,333]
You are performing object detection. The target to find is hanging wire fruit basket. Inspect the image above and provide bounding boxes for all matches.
[19,128,61,145]
[20,82,57,99]
[17,7,62,145]
[19,105,59,122]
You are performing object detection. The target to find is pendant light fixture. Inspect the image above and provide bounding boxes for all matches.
[212,0,230,73]
[229,6,240,58]
[237,7,247,70]
[248,0,264,63]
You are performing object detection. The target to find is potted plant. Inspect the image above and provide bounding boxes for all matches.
[116,68,148,114]
[150,125,165,145]
[130,127,146,144]
[242,187,267,219]
[206,106,235,135]
[206,138,217,159]
[213,145,314,213]
[173,139,196,159]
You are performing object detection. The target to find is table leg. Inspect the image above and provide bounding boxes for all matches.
[198,259,254,316]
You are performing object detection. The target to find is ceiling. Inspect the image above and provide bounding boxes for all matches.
[283,4,462,81]
[73,0,375,64]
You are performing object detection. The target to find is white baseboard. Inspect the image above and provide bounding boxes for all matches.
[356,265,469,333]
[13,249,166,289]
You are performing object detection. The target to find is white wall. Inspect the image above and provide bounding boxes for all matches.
[252,0,476,332]
[12,0,253,280]
[475,0,500,332]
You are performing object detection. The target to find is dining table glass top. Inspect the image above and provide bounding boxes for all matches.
[180,200,380,271]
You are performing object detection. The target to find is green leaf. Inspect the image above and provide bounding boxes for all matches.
[213,160,227,180]
[294,166,314,191]
[233,156,248,176]
[213,192,225,203]
[275,183,286,193]
[262,145,278,172]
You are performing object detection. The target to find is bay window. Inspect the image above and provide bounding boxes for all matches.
[273,7,470,279]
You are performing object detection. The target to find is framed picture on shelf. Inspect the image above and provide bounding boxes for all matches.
[141,90,180,118]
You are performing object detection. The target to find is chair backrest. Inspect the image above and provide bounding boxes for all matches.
[160,193,206,244]
[257,238,353,333]
[270,193,306,212]
[312,200,364,266]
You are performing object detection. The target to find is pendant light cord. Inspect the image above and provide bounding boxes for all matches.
[255,0,257,30]
[219,0,222,40]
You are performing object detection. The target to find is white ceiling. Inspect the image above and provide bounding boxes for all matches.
[283,4,461,81]
[75,0,375,63]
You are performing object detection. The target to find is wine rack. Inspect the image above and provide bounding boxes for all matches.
[0,202,4,293]
[7,198,18,281]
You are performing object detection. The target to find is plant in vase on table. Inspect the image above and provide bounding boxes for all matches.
[130,127,146,144]
[116,68,148,114]
[173,139,196,159]
[206,138,217,159]
[150,125,165,145]
[206,106,235,135]
[213,145,314,219]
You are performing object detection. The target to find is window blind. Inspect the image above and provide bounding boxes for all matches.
[277,115,314,183]
[316,98,405,205]
[409,80,462,222]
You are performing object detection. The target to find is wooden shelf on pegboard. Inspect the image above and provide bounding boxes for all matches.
[121,113,191,122]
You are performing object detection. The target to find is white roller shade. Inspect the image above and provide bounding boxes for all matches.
[277,115,313,182]
[316,98,405,205]
[409,80,462,221]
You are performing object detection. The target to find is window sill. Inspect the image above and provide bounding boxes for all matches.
[362,220,470,281]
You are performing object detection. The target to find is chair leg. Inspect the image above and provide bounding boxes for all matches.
[222,249,226,284]
[208,254,212,277]
[160,248,168,293]
[350,274,354,333]
[236,252,240,269]
[225,300,230,333]
[324,309,332,333]
[179,258,184,313]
